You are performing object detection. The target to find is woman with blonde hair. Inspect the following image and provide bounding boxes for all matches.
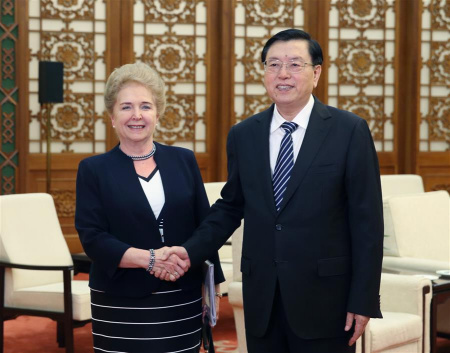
[75,62,224,352]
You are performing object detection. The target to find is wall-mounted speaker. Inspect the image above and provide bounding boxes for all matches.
[38,61,64,104]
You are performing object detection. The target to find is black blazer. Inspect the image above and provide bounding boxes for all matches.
[184,98,383,339]
[75,143,224,297]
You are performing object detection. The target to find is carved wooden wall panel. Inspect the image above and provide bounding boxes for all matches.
[417,0,450,192]
[24,0,108,252]
[328,0,396,173]
[133,0,207,152]
[233,0,305,124]
[28,0,108,154]
[131,0,217,180]
[11,0,450,253]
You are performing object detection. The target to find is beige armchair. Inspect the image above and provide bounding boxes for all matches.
[203,182,234,294]
[380,174,425,257]
[382,190,450,338]
[382,191,450,272]
[357,273,432,353]
[0,193,91,353]
[380,174,425,198]
[229,228,432,353]
[228,193,435,353]
[227,211,246,353]
[203,182,248,348]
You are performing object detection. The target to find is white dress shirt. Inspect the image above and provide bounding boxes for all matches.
[269,95,315,175]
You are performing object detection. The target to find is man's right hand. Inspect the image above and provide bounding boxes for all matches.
[151,246,191,281]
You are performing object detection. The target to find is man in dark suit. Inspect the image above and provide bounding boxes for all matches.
[163,29,384,353]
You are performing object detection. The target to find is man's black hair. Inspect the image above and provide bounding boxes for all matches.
[261,29,323,66]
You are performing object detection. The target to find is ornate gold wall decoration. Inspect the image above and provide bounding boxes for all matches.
[339,95,385,140]
[430,0,450,29]
[1,0,18,194]
[431,184,450,193]
[234,0,304,124]
[336,39,385,85]
[159,92,195,142]
[28,0,107,154]
[2,112,14,144]
[143,35,195,81]
[329,0,395,152]
[52,189,76,217]
[245,0,296,26]
[2,0,13,15]
[2,48,14,79]
[41,0,94,21]
[2,175,14,194]
[134,0,207,152]
[38,90,94,150]
[144,0,196,23]
[40,32,95,80]
[339,0,387,29]
[430,41,450,85]
[426,97,450,144]
[419,0,450,151]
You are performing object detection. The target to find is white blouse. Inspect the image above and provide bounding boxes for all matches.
[138,167,165,219]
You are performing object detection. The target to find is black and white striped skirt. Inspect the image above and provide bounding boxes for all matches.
[90,286,202,353]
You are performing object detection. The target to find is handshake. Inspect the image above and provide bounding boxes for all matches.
[148,246,191,282]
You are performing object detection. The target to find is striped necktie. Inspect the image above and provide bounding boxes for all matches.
[273,121,298,211]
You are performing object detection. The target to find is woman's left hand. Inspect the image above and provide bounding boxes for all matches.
[214,284,221,322]
[214,295,220,322]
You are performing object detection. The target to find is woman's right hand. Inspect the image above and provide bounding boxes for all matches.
[150,247,190,281]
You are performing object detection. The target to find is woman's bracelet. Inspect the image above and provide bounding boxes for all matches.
[215,292,223,298]
[147,249,155,272]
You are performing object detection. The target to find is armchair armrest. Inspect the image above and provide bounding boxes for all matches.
[0,261,74,271]
[383,256,450,273]
[380,273,431,315]
[0,262,74,321]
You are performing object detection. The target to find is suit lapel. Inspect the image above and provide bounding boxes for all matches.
[277,98,332,214]
[111,145,159,224]
[153,143,172,220]
[253,106,278,216]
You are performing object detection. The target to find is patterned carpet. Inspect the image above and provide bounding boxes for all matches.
[3,296,239,353]
[200,340,238,353]
[3,272,238,353]
[3,273,238,353]
[3,274,450,352]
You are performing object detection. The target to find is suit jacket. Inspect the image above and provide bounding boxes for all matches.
[184,97,384,339]
[75,143,224,297]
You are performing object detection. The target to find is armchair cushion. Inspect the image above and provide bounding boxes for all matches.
[204,182,236,293]
[387,191,450,263]
[228,281,247,353]
[383,198,399,257]
[370,312,421,352]
[11,280,91,321]
[383,256,450,272]
[0,193,92,321]
[380,174,425,257]
[231,221,244,282]
[380,175,424,197]
[0,193,92,351]
[357,273,431,353]
[0,194,73,290]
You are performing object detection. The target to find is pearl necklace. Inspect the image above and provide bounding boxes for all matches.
[122,143,156,161]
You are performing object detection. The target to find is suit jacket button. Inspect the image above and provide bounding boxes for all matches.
[275,224,282,231]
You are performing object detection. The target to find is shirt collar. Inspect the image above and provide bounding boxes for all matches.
[270,95,315,133]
